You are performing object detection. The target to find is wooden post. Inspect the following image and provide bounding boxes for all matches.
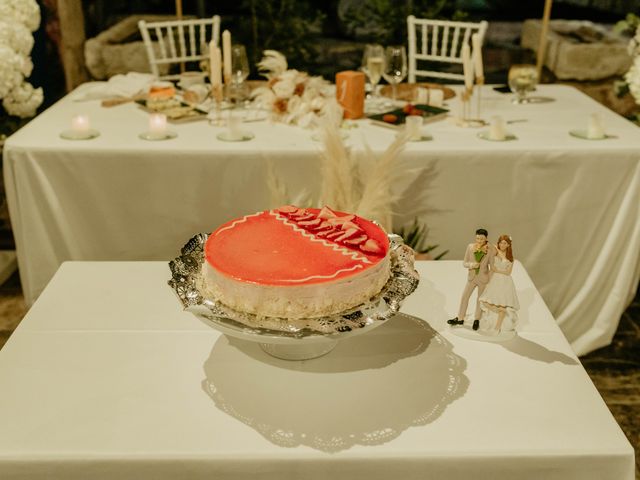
[536,0,553,79]
[176,0,185,73]
[58,0,90,91]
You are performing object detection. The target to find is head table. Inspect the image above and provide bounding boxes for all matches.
[3,84,640,356]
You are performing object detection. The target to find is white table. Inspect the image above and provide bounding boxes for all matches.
[4,84,640,355]
[0,261,633,479]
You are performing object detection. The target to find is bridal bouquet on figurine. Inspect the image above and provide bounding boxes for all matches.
[251,50,337,128]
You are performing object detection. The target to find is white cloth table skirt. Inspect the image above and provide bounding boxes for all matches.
[4,85,640,355]
[0,261,633,479]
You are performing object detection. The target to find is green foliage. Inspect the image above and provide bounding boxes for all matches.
[627,112,640,126]
[395,218,448,260]
[243,0,326,72]
[342,0,465,45]
[614,79,630,98]
[0,114,29,138]
[614,13,640,35]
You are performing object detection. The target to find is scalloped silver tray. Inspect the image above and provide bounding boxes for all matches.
[168,233,419,359]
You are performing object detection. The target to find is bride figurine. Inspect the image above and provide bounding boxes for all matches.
[479,235,519,334]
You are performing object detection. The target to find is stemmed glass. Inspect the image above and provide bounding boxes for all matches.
[361,44,384,102]
[508,64,538,104]
[382,45,407,103]
[227,44,251,108]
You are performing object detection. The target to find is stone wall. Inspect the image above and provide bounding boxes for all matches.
[521,19,631,80]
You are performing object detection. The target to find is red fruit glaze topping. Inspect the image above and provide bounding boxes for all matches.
[275,205,385,257]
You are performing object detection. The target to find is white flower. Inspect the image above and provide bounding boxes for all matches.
[631,25,640,56]
[0,20,34,56]
[3,81,42,118]
[272,78,296,99]
[0,44,24,98]
[297,111,317,129]
[257,50,287,79]
[286,95,301,114]
[20,55,33,77]
[255,50,335,128]
[309,96,325,112]
[0,0,42,118]
[0,0,40,32]
[250,85,276,109]
[625,55,640,104]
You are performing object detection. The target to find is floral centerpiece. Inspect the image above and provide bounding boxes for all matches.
[615,14,640,114]
[251,50,337,128]
[0,0,43,119]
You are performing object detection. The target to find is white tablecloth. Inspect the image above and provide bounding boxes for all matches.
[0,261,633,479]
[4,85,640,355]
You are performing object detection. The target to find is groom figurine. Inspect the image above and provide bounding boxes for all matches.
[448,228,494,330]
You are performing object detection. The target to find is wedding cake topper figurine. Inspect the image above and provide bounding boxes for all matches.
[478,235,519,333]
[447,228,495,330]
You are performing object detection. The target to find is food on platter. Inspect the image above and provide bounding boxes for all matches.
[148,83,176,99]
[379,82,455,101]
[370,104,448,127]
[382,113,398,123]
[201,205,391,319]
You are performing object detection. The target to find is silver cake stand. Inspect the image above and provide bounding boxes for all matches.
[168,233,420,360]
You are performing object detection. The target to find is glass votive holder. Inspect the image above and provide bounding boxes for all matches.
[60,114,100,140]
[216,112,254,142]
[139,113,177,141]
[405,115,424,141]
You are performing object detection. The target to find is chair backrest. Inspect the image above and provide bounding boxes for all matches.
[138,15,221,80]
[407,16,488,83]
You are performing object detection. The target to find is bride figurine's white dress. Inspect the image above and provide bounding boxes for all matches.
[479,256,519,331]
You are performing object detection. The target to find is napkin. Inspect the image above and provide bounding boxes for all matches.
[71,72,156,101]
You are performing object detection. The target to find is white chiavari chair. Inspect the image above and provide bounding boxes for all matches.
[407,15,488,83]
[138,15,221,80]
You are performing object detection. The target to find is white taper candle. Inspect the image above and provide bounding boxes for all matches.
[222,30,232,83]
[462,43,474,91]
[472,33,484,80]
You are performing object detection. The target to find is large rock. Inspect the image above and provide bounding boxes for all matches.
[521,19,631,80]
[84,15,179,80]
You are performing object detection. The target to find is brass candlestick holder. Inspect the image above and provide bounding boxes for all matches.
[475,76,485,124]
[210,84,224,126]
[455,81,486,128]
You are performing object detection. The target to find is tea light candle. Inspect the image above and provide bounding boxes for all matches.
[405,115,423,141]
[587,113,605,139]
[227,114,242,141]
[149,113,167,135]
[71,114,90,133]
[428,89,444,108]
[489,115,506,141]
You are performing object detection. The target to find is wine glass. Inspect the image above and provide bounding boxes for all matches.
[361,44,384,101]
[382,45,407,103]
[227,44,251,107]
[508,64,538,104]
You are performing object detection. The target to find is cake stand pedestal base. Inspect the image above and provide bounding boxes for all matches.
[259,341,337,360]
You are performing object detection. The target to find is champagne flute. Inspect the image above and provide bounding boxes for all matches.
[382,45,407,103]
[361,44,384,101]
[508,64,538,104]
[228,44,251,107]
